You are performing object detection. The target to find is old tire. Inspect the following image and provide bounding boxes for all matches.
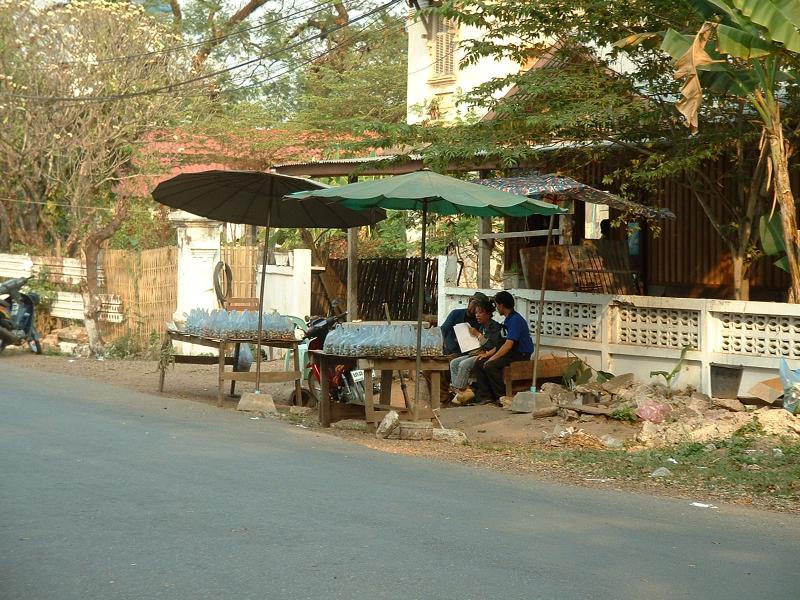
[290,387,317,408]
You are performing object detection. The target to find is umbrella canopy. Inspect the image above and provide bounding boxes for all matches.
[152,169,386,395]
[289,170,563,218]
[474,173,675,219]
[152,169,386,228]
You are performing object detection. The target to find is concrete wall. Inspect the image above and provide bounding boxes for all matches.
[438,261,800,396]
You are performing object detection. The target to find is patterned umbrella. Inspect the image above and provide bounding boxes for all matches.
[475,172,675,219]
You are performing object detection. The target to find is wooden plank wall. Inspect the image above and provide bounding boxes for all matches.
[502,156,796,300]
[311,258,438,321]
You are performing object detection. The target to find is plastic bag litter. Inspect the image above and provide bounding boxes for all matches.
[779,358,800,414]
[635,399,672,424]
[237,343,253,372]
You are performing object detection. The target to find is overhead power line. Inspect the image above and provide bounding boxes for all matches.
[54,0,341,66]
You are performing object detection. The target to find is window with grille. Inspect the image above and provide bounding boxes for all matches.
[432,15,456,77]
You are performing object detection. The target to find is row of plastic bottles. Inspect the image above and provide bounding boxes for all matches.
[323,324,443,358]
[183,308,294,340]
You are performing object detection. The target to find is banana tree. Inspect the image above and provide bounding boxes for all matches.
[654,0,800,300]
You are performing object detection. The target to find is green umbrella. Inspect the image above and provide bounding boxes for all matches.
[289,170,564,415]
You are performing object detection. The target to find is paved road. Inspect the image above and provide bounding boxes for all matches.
[1,363,797,600]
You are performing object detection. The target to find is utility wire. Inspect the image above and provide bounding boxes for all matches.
[48,0,343,67]
[184,14,406,98]
[2,0,402,104]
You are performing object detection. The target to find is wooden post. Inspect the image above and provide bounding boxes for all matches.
[346,174,359,320]
[347,227,359,320]
[478,217,491,288]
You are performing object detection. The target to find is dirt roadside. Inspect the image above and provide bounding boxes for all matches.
[4,352,798,513]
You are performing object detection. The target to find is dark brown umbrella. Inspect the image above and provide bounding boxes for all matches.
[153,170,386,391]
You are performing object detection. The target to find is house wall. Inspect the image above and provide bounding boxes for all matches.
[406,12,522,124]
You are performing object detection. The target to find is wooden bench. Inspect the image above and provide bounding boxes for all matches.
[503,355,573,397]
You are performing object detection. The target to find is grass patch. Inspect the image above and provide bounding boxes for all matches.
[479,432,800,505]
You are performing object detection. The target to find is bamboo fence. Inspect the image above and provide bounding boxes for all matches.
[101,246,177,348]
[220,245,258,299]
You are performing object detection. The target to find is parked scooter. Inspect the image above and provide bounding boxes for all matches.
[0,275,42,354]
[290,312,379,407]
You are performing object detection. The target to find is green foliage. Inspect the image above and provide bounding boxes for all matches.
[294,15,408,130]
[650,345,691,396]
[610,406,638,422]
[562,352,614,389]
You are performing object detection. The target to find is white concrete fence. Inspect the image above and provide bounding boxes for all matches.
[437,260,799,397]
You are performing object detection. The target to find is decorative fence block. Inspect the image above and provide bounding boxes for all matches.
[529,300,600,340]
[615,306,700,349]
[716,311,800,359]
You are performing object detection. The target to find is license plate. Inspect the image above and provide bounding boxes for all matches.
[350,369,364,383]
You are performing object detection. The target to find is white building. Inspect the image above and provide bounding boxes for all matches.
[405,6,524,125]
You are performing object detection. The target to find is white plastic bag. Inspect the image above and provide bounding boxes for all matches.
[237,343,253,372]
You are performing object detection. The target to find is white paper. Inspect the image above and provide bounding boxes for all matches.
[454,322,481,353]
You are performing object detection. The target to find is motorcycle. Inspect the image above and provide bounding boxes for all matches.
[0,275,42,354]
[290,312,380,407]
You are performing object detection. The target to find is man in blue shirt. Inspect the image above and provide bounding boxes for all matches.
[439,291,487,356]
[472,290,533,405]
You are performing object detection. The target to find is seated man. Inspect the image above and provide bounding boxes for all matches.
[449,298,502,404]
[472,291,533,405]
[439,291,487,356]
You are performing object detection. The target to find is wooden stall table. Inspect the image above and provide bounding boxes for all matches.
[159,332,302,407]
[358,356,450,431]
[309,350,449,430]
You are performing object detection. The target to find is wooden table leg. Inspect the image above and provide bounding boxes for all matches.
[430,370,441,411]
[319,356,331,427]
[292,342,303,404]
[230,343,241,397]
[364,368,375,431]
[158,335,171,393]
[217,340,226,407]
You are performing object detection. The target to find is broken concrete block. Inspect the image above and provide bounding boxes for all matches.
[746,378,783,404]
[650,467,672,478]
[600,434,624,449]
[510,390,553,413]
[541,383,576,405]
[713,397,746,412]
[432,428,467,444]
[558,408,580,421]
[601,373,635,395]
[499,395,514,408]
[237,392,277,413]
[376,410,400,439]
[399,421,433,440]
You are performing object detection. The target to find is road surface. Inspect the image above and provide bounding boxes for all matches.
[1,362,797,600]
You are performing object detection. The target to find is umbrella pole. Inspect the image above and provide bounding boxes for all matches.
[413,201,428,421]
[255,200,272,393]
[531,213,555,393]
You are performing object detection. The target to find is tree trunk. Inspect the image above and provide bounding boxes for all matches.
[731,250,750,301]
[79,205,129,355]
[80,238,106,355]
[767,124,800,302]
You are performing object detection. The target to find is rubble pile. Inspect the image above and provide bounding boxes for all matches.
[514,372,800,447]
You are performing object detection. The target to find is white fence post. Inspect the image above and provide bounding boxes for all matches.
[437,255,458,325]
[169,210,222,355]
